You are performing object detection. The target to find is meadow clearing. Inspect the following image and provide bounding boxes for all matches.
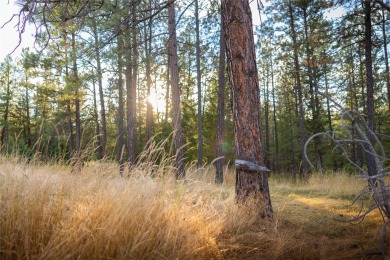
[0,157,387,259]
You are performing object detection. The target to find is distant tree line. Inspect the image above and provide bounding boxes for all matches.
[0,0,389,182]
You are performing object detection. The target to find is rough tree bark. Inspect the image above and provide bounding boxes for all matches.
[168,0,185,179]
[221,0,272,217]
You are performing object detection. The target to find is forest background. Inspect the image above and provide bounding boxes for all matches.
[0,0,389,179]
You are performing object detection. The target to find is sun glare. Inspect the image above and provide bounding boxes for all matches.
[147,94,158,109]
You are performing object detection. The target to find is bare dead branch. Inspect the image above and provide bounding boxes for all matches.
[306,89,390,256]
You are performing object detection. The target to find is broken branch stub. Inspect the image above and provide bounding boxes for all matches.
[235,159,270,173]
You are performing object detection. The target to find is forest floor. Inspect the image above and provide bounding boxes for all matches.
[0,157,388,259]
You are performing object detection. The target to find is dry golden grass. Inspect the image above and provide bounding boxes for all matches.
[0,158,388,259]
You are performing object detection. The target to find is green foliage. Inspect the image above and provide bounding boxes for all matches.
[0,0,389,174]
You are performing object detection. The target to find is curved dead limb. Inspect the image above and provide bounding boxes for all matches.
[306,90,390,255]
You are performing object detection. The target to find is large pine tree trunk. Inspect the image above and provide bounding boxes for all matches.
[215,13,226,184]
[221,0,272,218]
[168,0,185,179]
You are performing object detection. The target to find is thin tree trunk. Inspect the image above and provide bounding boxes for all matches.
[312,67,323,172]
[349,44,361,166]
[91,73,102,160]
[165,60,170,122]
[117,35,125,175]
[215,13,226,184]
[92,17,107,160]
[222,0,272,218]
[0,62,11,151]
[382,8,390,112]
[154,78,160,124]
[270,55,279,173]
[168,0,185,179]
[264,61,270,170]
[131,4,138,160]
[364,0,376,179]
[126,7,136,166]
[358,48,367,121]
[64,36,74,158]
[323,53,332,132]
[66,100,74,157]
[348,52,357,165]
[25,75,31,149]
[195,0,203,168]
[357,48,366,168]
[303,2,321,172]
[303,6,315,120]
[351,51,363,168]
[288,0,308,179]
[286,80,296,179]
[302,6,322,172]
[324,76,337,168]
[72,32,82,170]
[145,4,153,143]
[187,53,192,99]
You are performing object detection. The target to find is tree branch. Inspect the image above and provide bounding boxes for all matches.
[375,0,390,12]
